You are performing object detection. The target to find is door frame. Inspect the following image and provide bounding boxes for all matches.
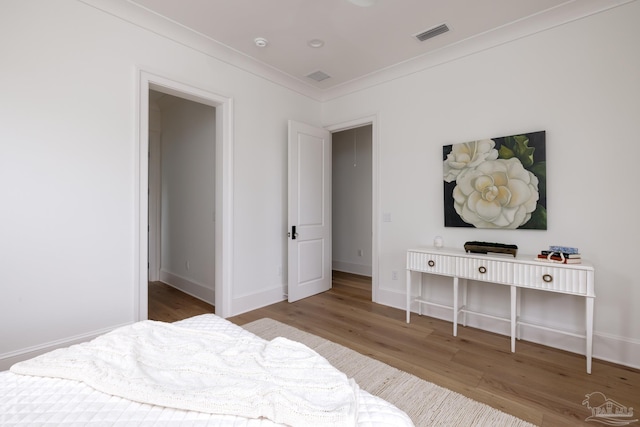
[136,69,234,320]
[147,128,161,283]
[326,114,379,302]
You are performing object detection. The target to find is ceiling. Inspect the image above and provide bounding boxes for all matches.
[90,0,631,99]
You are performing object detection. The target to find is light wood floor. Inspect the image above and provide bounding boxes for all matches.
[149,272,639,426]
[148,281,215,322]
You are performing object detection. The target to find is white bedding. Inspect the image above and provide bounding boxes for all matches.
[1,314,413,426]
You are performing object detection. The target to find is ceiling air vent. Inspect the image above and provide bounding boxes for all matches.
[415,23,450,42]
[306,70,331,82]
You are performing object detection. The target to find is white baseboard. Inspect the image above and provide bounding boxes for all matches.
[231,284,286,317]
[332,260,372,277]
[592,332,640,370]
[380,286,640,370]
[159,270,214,305]
[0,322,131,371]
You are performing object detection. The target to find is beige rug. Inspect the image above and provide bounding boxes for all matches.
[243,318,537,427]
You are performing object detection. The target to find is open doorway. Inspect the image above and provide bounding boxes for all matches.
[148,91,216,313]
[137,71,233,321]
[328,116,378,302]
[332,125,373,278]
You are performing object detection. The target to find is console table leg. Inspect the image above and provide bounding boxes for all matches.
[586,296,594,374]
[462,279,468,327]
[453,277,459,337]
[406,269,411,323]
[510,286,517,353]
[516,287,522,340]
[418,273,423,316]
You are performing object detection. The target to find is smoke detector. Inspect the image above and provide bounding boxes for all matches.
[254,37,268,47]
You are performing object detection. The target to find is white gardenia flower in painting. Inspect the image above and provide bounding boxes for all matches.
[443,139,499,183]
[452,158,539,229]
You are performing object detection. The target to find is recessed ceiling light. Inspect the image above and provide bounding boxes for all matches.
[308,39,324,48]
[254,37,268,48]
[347,0,378,7]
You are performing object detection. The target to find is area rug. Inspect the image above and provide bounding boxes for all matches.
[243,318,537,427]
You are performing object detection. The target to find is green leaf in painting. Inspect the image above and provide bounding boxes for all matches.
[499,135,536,167]
[520,205,547,230]
[498,145,515,159]
[513,135,535,168]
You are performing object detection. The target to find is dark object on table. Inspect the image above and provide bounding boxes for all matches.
[464,241,518,257]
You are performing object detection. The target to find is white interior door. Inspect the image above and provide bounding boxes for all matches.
[288,120,332,302]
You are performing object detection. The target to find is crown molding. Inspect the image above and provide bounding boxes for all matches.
[320,0,635,101]
[79,0,635,103]
[78,0,324,100]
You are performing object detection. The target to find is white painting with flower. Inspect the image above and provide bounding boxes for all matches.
[443,131,547,229]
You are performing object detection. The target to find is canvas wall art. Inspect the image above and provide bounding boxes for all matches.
[443,131,546,230]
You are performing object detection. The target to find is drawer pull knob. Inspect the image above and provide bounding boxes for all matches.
[543,274,553,283]
[428,260,435,267]
[478,266,487,274]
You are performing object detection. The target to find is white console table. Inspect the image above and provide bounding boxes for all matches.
[405,247,595,373]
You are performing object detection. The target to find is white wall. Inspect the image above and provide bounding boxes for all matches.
[332,126,373,276]
[322,2,640,367]
[158,95,216,304]
[0,0,320,368]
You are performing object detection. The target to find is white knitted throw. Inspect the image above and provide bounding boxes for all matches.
[11,320,358,427]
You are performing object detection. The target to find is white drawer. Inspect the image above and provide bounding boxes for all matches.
[513,264,588,295]
[456,257,513,284]
[407,251,456,276]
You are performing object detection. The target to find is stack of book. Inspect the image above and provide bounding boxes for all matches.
[536,246,581,264]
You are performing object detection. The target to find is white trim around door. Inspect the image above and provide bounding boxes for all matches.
[136,69,234,320]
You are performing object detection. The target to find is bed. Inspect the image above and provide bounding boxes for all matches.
[0,314,413,426]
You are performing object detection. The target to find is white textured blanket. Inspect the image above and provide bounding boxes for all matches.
[10,320,358,427]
